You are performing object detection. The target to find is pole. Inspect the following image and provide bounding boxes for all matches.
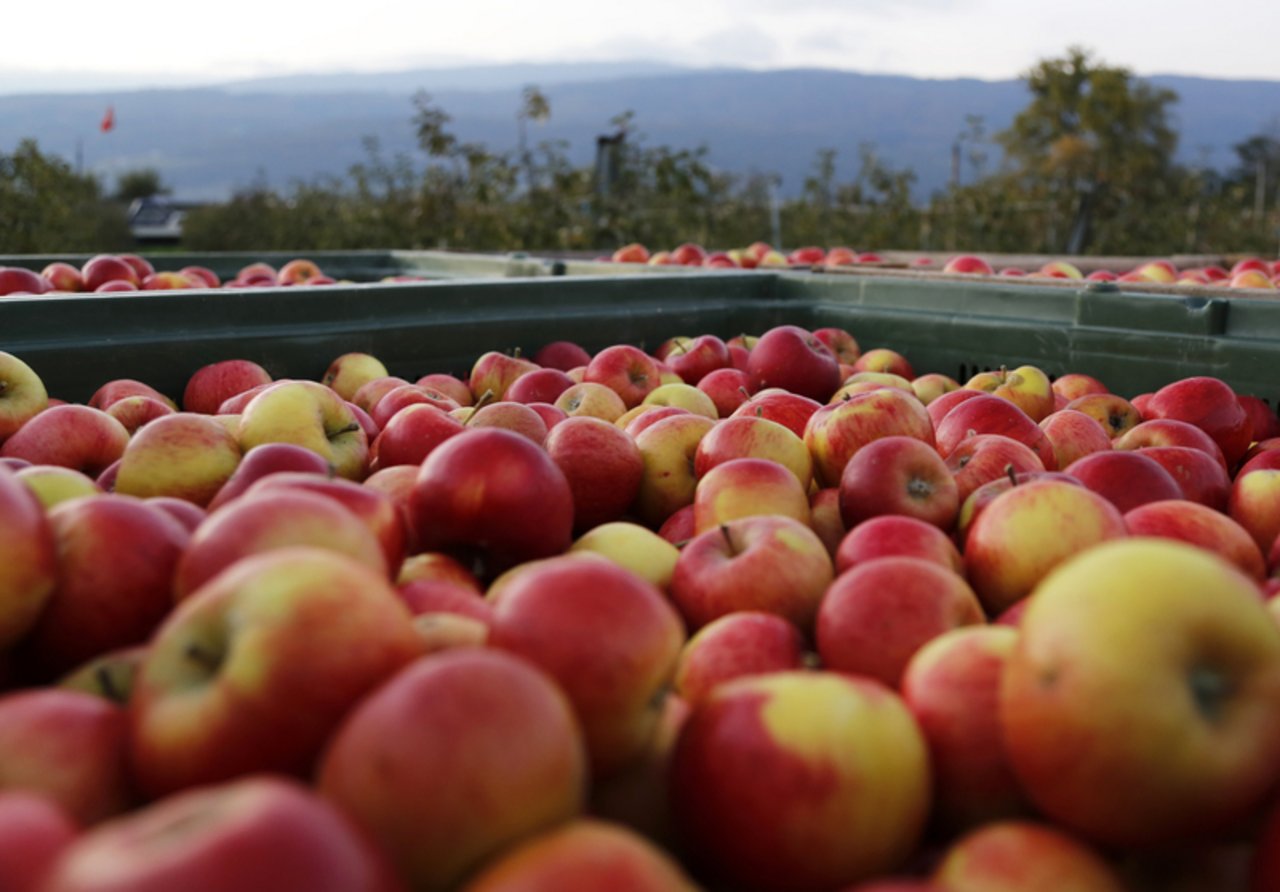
[769,177,782,250]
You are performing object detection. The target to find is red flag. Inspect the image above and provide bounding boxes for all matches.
[100,106,115,133]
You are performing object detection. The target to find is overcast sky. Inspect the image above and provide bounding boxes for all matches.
[3,0,1278,92]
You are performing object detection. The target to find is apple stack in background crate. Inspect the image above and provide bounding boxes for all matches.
[3,312,1280,892]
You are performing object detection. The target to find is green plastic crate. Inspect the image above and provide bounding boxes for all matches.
[2,271,1278,406]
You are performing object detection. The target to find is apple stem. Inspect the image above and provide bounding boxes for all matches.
[332,423,361,438]
[94,665,124,704]
[719,524,739,556]
[465,389,497,424]
[1005,464,1019,487]
[511,347,523,359]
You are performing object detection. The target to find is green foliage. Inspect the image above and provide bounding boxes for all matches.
[115,168,170,202]
[0,140,131,253]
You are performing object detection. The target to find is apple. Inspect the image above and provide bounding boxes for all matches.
[965,365,1054,422]
[910,373,960,406]
[1239,394,1280,442]
[41,775,404,892]
[144,496,206,533]
[140,272,196,290]
[836,514,963,575]
[670,671,930,890]
[1145,376,1252,468]
[697,367,753,417]
[505,368,575,405]
[370,404,465,471]
[901,626,1029,832]
[748,325,841,402]
[817,556,985,688]
[321,352,389,402]
[1002,539,1280,847]
[0,405,129,477]
[103,396,174,434]
[1124,499,1265,580]
[732,387,822,439]
[1063,392,1142,439]
[370,384,458,430]
[92,280,137,293]
[934,394,1056,469]
[206,441,333,511]
[633,413,716,528]
[0,465,58,650]
[469,351,539,403]
[641,382,718,419]
[813,327,861,365]
[457,818,697,892]
[695,414,812,488]
[1064,449,1183,513]
[0,790,78,892]
[554,382,628,422]
[179,265,220,288]
[1114,417,1227,470]
[621,405,688,438]
[462,402,548,445]
[534,341,592,371]
[0,351,48,442]
[808,487,845,558]
[113,413,242,507]
[568,521,680,591]
[945,433,1046,505]
[242,472,406,576]
[662,335,731,385]
[174,488,387,600]
[839,434,958,530]
[674,611,806,706]
[40,262,84,293]
[851,347,915,380]
[964,478,1127,615]
[19,495,189,681]
[954,470,1082,546]
[318,648,587,892]
[931,821,1127,891]
[943,255,994,275]
[489,553,685,779]
[352,377,410,415]
[544,416,644,532]
[805,387,935,488]
[1052,372,1108,402]
[925,388,986,429]
[410,428,574,578]
[237,380,368,481]
[131,548,422,798]
[0,688,133,825]
[670,514,834,634]
[693,457,812,534]
[0,266,52,296]
[88,380,176,413]
[525,401,566,431]
[1229,468,1280,553]
[1139,444,1232,511]
[80,256,139,292]
[584,345,663,409]
[611,242,650,264]
[14,465,100,509]
[1036,260,1084,279]
[58,645,148,706]
[216,380,278,414]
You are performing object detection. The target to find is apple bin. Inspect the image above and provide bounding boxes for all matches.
[3,262,1280,890]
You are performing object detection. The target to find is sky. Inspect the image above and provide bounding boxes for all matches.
[2,0,1278,92]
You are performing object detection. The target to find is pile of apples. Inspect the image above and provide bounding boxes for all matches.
[0,255,348,296]
[4,320,1280,891]
[607,241,895,269]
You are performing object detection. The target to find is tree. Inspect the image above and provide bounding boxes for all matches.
[995,47,1179,253]
[114,168,170,203]
[0,140,130,252]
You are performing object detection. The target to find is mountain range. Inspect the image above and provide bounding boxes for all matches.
[1,61,1277,203]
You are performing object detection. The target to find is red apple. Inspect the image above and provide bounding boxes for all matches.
[19,495,189,680]
[943,255,994,275]
[698,368,752,417]
[1114,417,1227,470]
[1038,409,1113,470]
[469,351,539,403]
[748,325,841,402]
[0,405,129,477]
[584,345,663,409]
[1064,392,1142,439]
[816,556,984,688]
[925,388,986,429]
[813,327,861,365]
[1145,376,1252,468]
[40,262,84,293]
[934,394,1056,470]
[131,548,422,798]
[693,457,812,534]
[410,428,574,578]
[839,434,958,530]
[206,442,333,511]
[0,688,133,825]
[506,368,575,405]
[732,388,822,439]
[945,433,1047,505]
[370,403,465,471]
[901,626,1029,832]
[670,671,930,891]
[664,335,731,385]
[835,514,963,575]
[1124,499,1265,580]
[0,465,58,650]
[1140,444,1231,511]
[851,348,915,381]
[931,821,1127,891]
[318,648,587,892]
[0,791,78,891]
[674,611,806,705]
[1239,395,1280,442]
[805,387,935,488]
[41,775,403,892]
[1064,449,1184,513]
[534,341,592,372]
[179,265,220,288]
[80,256,139,292]
[544,415,644,532]
[670,514,834,634]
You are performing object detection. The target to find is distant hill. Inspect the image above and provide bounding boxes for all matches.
[1,64,1276,204]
